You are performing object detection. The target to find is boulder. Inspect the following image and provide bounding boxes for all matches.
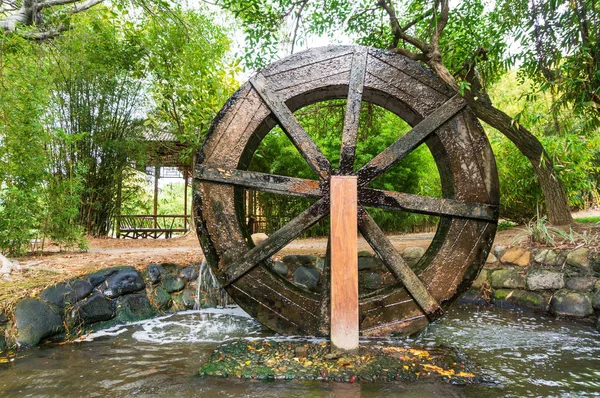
[526,269,565,291]
[550,290,593,318]
[86,266,135,288]
[485,253,498,264]
[565,277,597,292]
[500,248,531,267]
[493,245,507,259]
[161,276,186,293]
[358,250,373,257]
[566,248,590,270]
[360,272,384,290]
[100,270,145,298]
[471,269,490,289]
[293,266,320,291]
[40,279,93,308]
[152,286,172,310]
[251,233,269,246]
[282,255,317,267]
[490,270,526,289]
[402,247,425,267]
[0,312,7,325]
[115,294,156,323]
[593,290,600,311]
[315,257,326,272]
[180,266,199,282]
[172,288,197,310]
[0,335,5,352]
[358,256,384,271]
[532,249,562,267]
[272,261,288,277]
[458,290,490,306]
[72,293,116,324]
[492,289,549,312]
[147,263,165,284]
[15,299,64,347]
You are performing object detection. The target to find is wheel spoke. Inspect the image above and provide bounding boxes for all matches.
[357,207,442,315]
[195,164,322,199]
[339,47,368,175]
[359,188,498,221]
[356,95,466,186]
[251,73,333,180]
[219,198,329,287]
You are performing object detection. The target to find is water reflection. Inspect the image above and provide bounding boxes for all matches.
[0,305,598,397]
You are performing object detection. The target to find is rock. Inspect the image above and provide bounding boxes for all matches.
[492,289,549,312]
[251,233,269,246]
[116,294,156,323]
[100,270,145,299]
[315,257,326,272]
[493,245,507,259]
[402,247,425,267]
[282,255,317,267]
[86,266,135,287]
[500,248,531,267]
[174,288,197,310]
[471,269,490,289]
[593,290,600,311]
[565,277,597,292]
[358,250,372,257]
[272,261,289,277]
[294,345,308,357]
[551,291,593,318]
[526,269,565,291]
[490,270,526,289]
[595,280,600,291]
[147,263,165,284]
[566,248,590,270]
[358,256,384,271]
[40,279,93,308]
[0,335,5,352]
[293,267,320,291]
[361,272,384,290]
[533,249,562,267]
[152,286,172,310]
[0,313,8,325]
[180,266,199,282]
[72,293,116,324]
[15,299,64,347]
[485,253,498,264]
[457,290,490,306]
[161,276,186,293]
[591,252,600,273]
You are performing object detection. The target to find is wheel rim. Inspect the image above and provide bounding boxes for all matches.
[194,46,499,337]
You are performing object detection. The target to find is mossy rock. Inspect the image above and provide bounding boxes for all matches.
[492,289,549,312]
[152,286,172,310]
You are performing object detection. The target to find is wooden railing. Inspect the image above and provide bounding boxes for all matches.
[116,215,191,239]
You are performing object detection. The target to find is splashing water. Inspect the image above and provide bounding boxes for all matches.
[194,258,232,309]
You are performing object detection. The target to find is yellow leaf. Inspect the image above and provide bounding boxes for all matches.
[245,360,251,365]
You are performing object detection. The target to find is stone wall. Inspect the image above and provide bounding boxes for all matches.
[461,246,600,328]
[0,262,210,352]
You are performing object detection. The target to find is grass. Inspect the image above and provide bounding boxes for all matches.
[573,216,600,224]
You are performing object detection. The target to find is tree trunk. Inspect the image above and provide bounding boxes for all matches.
[428,60,573,225]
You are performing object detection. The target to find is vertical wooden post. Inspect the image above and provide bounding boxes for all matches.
[154,165,160,238]
[330,176,358,353]
[184,167,189,231]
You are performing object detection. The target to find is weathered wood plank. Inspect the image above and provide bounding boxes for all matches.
[330,177,359,353]
[339,48,368,175]
[194,165,322,199]
[219,199,329,287]
[251,73,333,180]
[357,95,466,186]
[357,207,442,315]
[359,188,498,221]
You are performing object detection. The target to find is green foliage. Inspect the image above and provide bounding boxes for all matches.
[248,101,440,235]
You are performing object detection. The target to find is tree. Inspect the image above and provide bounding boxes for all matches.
[219,0,579,224]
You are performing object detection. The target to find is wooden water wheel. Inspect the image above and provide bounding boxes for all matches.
[194,46,499,337]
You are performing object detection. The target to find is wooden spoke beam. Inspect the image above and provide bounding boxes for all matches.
[357,95,466,186]
[357,207,442,316]
[359,188,498,221]
[219,198,329,287]
[251,73,333,181]
[338,47,368,175]
[195,165,322,199]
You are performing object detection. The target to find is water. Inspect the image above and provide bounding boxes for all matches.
[1,305,599,397]
[194,258,232,309]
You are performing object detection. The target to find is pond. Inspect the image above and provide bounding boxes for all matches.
[1,304,598,397]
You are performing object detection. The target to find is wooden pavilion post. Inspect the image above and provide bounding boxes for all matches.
[153,165,160,238]
[330,176,359,353]
[184,167,189,231]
